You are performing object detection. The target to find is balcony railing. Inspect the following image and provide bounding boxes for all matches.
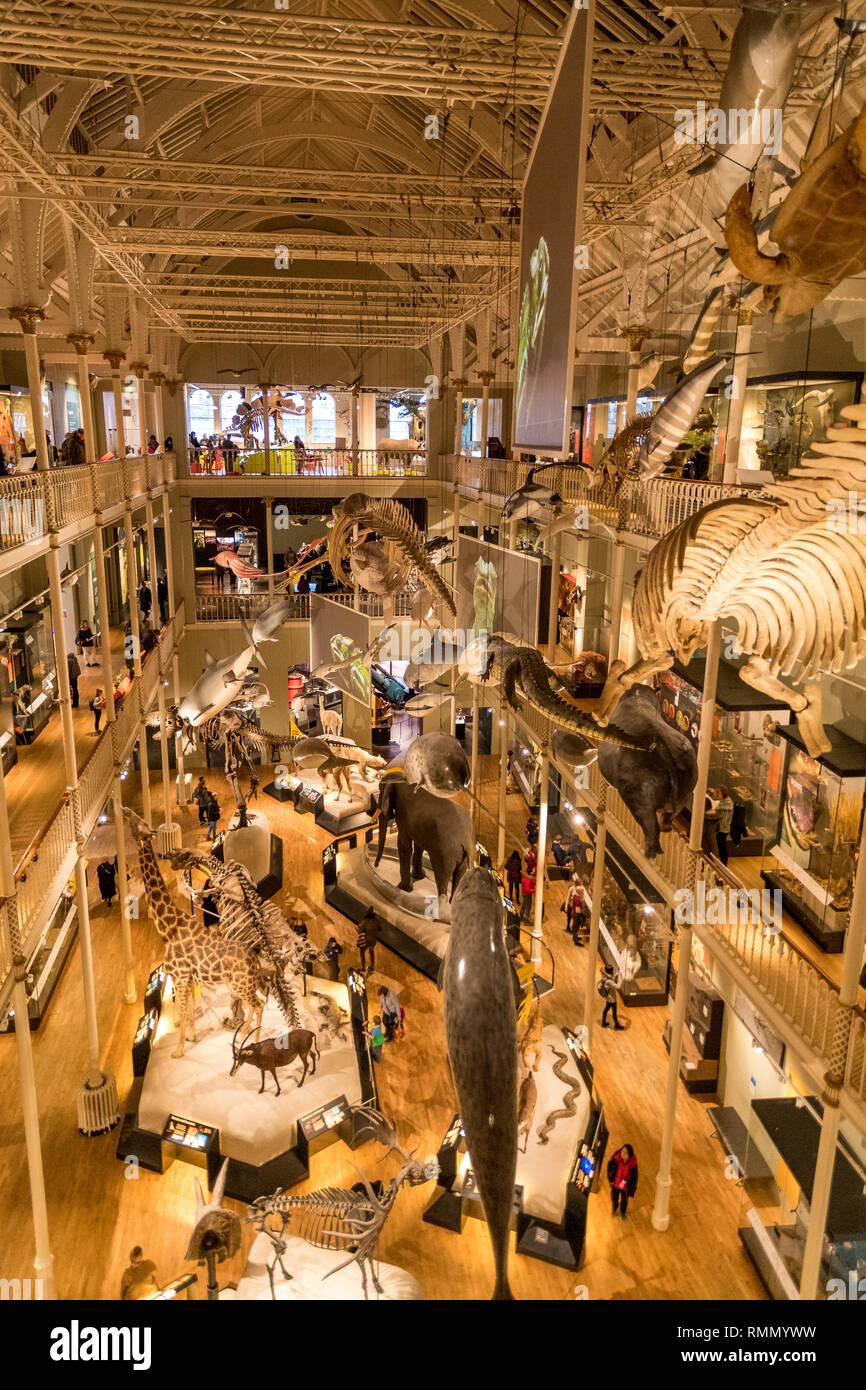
[0,600,185,1000]
[185,446,426,479]
[450,455,750,541]
[0,453,177,556]
[193,590,413,624]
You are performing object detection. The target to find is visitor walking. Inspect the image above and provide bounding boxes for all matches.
[607,1144,638,1219]
[205,793,220,841]
[90,687,106,734]
[599,964,625,1029]
[157,574,168,624]
[519,868,536,924]
[75,617,98,666]
[715,785,734,866]
[505,848,522,904]
[378,985,401,1042]
[356,907,379,973]
[66,649,81,708]
[322,936,343,980]
[120,1246,159,1300]
[565,875,586,944]
[364,1014,385,1065]
[137,580,152,620]
[97,857,118,907]
[193,776,210,825]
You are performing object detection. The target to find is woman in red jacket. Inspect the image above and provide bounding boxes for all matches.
[608,1143,638,1219]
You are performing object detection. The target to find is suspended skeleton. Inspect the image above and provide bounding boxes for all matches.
[246,1103,431,1299]
[154,705,298,827]
[232,392,305,448]
[593,404,866,758]
[328,493,456,616]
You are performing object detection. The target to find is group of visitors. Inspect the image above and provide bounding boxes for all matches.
[192,776,221,841]
[364,984,405,1065]
[189,432,240,473]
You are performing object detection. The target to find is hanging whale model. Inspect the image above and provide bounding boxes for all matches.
[177,620,263,727]
[251,596,296,646]
[502,467,565,523]
[639,354,729,478]
[443,868,518,1300]
[687,0,830,210]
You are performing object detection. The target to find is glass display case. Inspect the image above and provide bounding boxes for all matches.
[4,602,56,742]
[658,659,791,854]
[762,724,865,951]
[0,892,77,1032]
[736,372,861,480]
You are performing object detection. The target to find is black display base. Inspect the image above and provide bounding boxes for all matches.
[262,780,294,804]
[223,1141,310,1204]
[761,869,846,953]
[515,1214,580,1270]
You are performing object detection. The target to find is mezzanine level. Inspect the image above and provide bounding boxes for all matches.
[0,453,177,576]
[446,454,753,544]
[506,694,866,1129]
[0,600,185,1016]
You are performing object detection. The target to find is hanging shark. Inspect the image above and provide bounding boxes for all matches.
[177,619,265,727]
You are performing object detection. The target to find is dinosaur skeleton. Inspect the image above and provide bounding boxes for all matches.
[328,493,456,615]
[247,1103,430,1299]
[594,405,866,757]
[231,392,304,447]
[464,635,649,752]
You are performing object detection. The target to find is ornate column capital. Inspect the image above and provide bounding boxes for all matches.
[67,332,95,356]
[149,370,166,387]
[128,361,149,380]
[621,325,651,354]
[164,376,179,397]
[8,306,46,335]
[476,369,496,386]
[452,377,469,391]
[103,349,125,371]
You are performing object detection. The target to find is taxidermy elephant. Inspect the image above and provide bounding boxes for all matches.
[597,685,697,859]
[374,781,472,906]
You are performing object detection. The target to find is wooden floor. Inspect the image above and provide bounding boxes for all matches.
[0,755,770,1302]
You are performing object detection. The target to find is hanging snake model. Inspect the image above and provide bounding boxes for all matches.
[535,1045,582,1146]
[328,493,456,615]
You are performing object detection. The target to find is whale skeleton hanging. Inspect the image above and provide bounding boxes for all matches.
[327,493,456,615]
[593,404,866,759]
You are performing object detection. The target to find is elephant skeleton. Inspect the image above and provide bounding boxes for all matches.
[594,405,866,758]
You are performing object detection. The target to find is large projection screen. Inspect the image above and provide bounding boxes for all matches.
[513,1,595,455]
[456,537,541,648]
[309,595,372,708]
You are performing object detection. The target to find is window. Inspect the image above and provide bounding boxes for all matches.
[311,392,336,446]
[188,388,214,439]
[388,401,412,440]
[219,389,242,431]
[281,393,306,443]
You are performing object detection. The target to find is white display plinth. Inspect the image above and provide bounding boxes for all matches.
[226,1231,424,1301]
[138,989,362,1165]
[515,1025,590,1225]
[224,808,271,881]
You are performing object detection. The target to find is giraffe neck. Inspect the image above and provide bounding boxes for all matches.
[135,833,184,938]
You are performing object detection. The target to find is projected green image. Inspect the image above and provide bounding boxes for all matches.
[472,555,497,636]
[515,236,550,437]
[330,632,371,701]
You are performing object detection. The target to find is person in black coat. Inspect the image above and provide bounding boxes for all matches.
[156,575,168,624]
[138,581,152,619]
[66,649,82,708]
[97,858,118,906]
